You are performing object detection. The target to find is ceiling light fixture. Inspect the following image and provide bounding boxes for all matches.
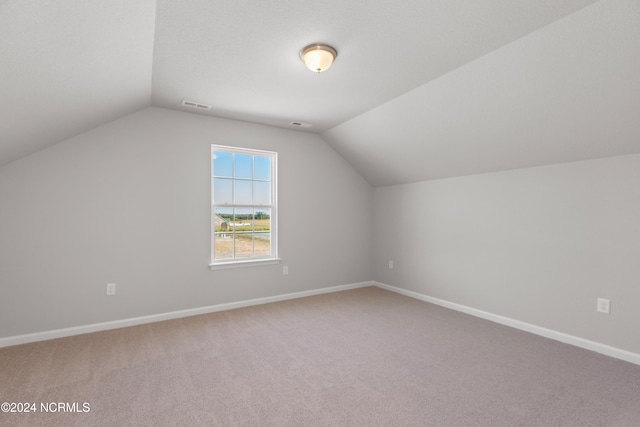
[300,44,337,73]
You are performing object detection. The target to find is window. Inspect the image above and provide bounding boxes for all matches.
[210,145,278,268]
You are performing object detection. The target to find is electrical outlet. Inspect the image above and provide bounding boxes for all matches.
[106,283,116,296]
[597,298,610,314]
[389,260,394,269]
[283,266,288,275]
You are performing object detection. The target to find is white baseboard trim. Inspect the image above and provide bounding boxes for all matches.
[373,281,640,366]
[0,281,373,348]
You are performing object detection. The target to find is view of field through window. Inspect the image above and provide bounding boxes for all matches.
[212,148,273,261]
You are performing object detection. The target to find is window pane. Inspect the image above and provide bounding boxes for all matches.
[234,154,252,179]
[254,209,270,232]
[212,151,233,177]
[234,233,253,258]
[214,208,233,232]
[253,181,270,205]
[234,208,253,231]
[213,178,233,205]
[214,233,233,259]
[234,180,252,204]
[254,232,271,257]
[254,156,271,181]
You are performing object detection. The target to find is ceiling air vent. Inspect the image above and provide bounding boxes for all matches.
[289,121,312,128]
[181,100,211,110]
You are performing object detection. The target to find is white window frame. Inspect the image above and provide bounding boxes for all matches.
[209,144,279,269]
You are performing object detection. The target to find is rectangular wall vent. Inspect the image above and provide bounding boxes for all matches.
[289,121,312,128]
[181,100,211,110]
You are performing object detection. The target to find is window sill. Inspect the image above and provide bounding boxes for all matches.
[209,258,281,270]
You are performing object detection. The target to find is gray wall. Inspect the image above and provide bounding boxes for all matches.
[373,154,640,354]
[0,107,373,338]
[3,105,639,356]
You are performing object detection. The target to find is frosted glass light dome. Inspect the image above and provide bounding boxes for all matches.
[300,44,337,73]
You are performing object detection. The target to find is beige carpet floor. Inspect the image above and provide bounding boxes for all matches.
[1,286,639,426]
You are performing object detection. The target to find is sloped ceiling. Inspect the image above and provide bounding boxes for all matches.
[150,0,599,133]
[2,0,639,186]
[0,0,156,167]
[323,0,640,185]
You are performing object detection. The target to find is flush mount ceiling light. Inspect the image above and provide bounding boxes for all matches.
[300,44,337,73]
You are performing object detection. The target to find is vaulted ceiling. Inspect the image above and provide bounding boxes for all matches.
[2,0,639,186]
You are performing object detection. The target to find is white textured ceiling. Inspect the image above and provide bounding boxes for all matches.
[2,0,639,186]
[0,0,156,167]
[323,0,640,185]
[151,0,600,132]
